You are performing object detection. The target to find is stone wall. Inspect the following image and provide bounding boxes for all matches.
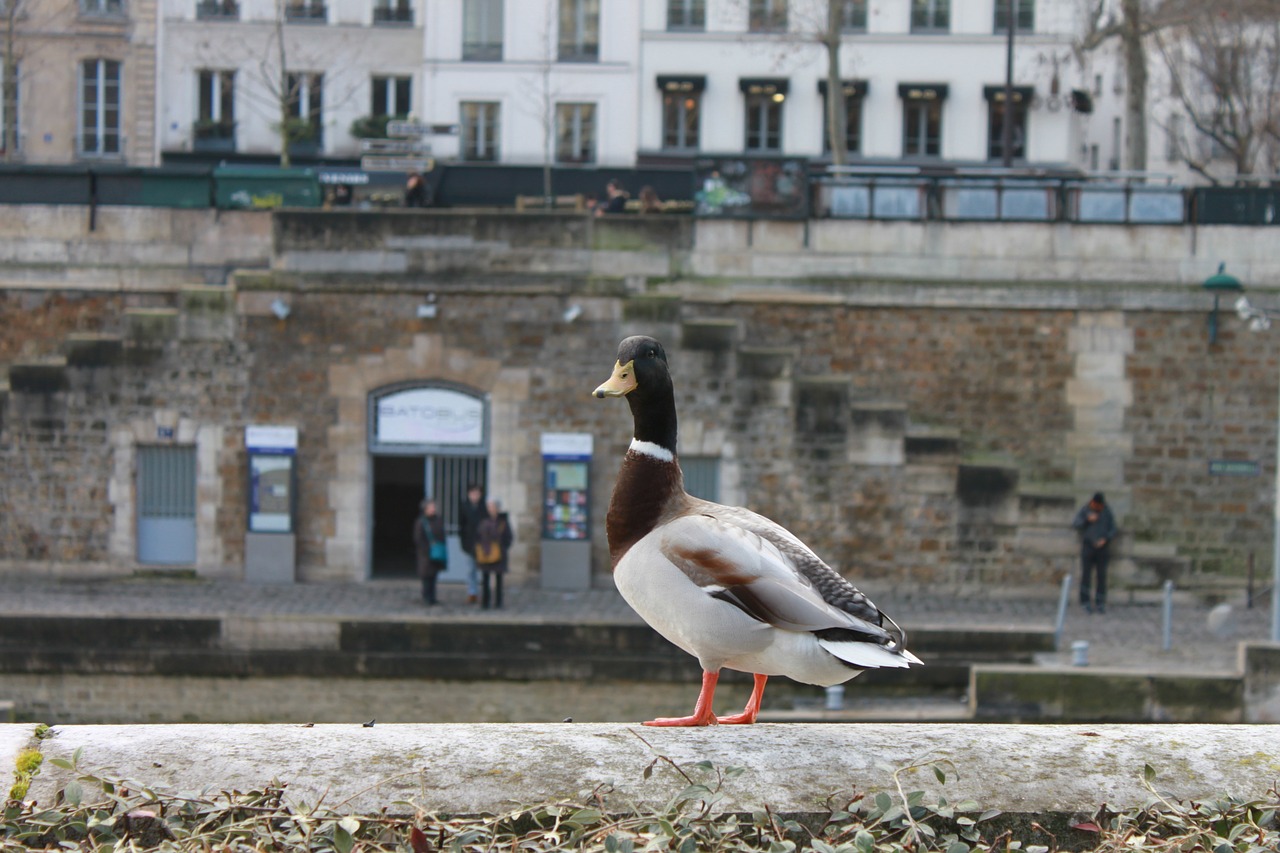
[1,207,1278,590]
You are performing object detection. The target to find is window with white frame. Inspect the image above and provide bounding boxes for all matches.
[79,58,121,157]
[840,0,867,32]
[749,0,786,32]
[463,0,503,59]
[660,77,703,151]
[196,70,235,138]
[993,0,1034,33]
[372,76,411,118]
[910,0,948,32]
[820,79,865,155]
[742,79,786,153]
[460,101,500,161]
[667,0,704,30]
[558,0,599,62]
[555,102,595,162]
[286,72,323,146]
[900,84,944,156]
[985,86,1029,161]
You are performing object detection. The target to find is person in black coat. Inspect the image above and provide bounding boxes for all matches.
[1072,492,1118,614]
[458,483,486,604]
[412,498,446,605]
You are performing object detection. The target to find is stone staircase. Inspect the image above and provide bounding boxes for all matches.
[653,313,1181,588]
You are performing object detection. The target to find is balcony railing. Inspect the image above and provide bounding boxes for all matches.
[814,171,1187,225]
[285,3,326,22]
[196,0,239,20]
[372,4,412,24]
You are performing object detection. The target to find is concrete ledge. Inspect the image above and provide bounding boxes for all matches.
[6,723,1279,817]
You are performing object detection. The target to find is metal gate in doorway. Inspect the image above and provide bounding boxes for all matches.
[137,445,197,565]
[429,455,487,585]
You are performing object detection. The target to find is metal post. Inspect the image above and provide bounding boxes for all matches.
[1162,579,1174,651]
[1054,573,1072,649]
[1273,364,1280,640]
[1000,0,1016,168]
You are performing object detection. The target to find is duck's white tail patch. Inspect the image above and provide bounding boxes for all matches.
[819,638,922,669]
[630,438,674,462]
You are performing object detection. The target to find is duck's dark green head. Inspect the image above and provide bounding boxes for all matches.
[593,336,677,453]
[593,336,669,400]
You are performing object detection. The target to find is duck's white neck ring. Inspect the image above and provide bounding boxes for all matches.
[629,438,674,462]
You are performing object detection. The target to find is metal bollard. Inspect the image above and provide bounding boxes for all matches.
[1071,640,1089,667]
[1162,579,1174,651]
[1055,574,1072,649]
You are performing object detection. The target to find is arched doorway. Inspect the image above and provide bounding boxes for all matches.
[368,382,489,580]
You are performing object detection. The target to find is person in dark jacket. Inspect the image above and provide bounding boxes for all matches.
[412,498,446,605]
[1072,492,1118,613]
[404,171,430,207]
[458,483,486,604]
[474,498,514,609]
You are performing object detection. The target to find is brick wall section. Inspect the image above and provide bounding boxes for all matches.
[1125,312,1277,578]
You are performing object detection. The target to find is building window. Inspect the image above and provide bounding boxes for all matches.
[460,101,500,161]
[910,0,948,32]
[659,76,703,151]
[840,0,867,32]
[286,72,323,147]
[749,0,786,32]
[463,0,503,60]
[993,0,1034,33]
[79,59,121,157]
[373,0,412,25]
[79,0,125,16]
[555,102,595,162]
[820,79,866,155]
[558,0,599,62]
[285,0,326,22]
[195,0,238,19]
[0,61,18,156]
[372,76,411,118]
[741,79,786,153]
[985,86,1030,161]
[900,84,945,156]
[667,0,704,30]
[195,69,235,143]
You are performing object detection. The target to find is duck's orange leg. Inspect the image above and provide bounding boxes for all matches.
[717,674,767,725]
[644,670,720,726]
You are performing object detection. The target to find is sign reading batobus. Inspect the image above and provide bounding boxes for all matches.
[375,387,484,447]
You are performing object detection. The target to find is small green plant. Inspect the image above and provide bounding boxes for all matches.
[8,748,43,802]
[350,114,400,140]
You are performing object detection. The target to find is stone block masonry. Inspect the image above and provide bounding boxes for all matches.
[1,208,1278,591]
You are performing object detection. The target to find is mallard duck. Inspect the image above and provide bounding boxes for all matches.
[593,335,921,726]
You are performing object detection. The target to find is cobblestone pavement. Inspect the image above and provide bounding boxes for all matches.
[0,574,1272,674]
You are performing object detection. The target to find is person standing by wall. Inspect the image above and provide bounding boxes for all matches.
[458,483,486,604]
[412,498,446,605]
[475,498,514,610]
[1073,492,1117,614]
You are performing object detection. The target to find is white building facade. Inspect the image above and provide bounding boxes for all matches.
[146,1,1129,172]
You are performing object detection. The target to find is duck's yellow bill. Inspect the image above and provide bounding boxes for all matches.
[593,359,636,398]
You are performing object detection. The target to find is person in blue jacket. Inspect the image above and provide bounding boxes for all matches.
[1073,492,1118,614]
